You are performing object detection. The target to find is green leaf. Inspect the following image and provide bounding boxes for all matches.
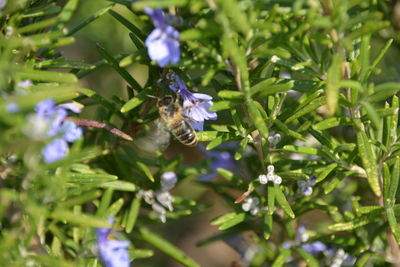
[131,249,154,260]
[359,34,370,84]
[356,131,381,196]
[59,190,102,208]
[120,88,151,112]
[355,252,372,267]
[219,213,247,230]
[285,96,326,123]
[16,69,77,83]
[97,44,142,91]
[316,163,337,182]
[109,9,146,41]
[217,90,244,100]
[36,59,95,70]
[234,138,249,160]
[248,100,269,138]
[296,248,319,267]
[283,145,325,157]
[271,249,291,267]
[139,227,200,267]
[126,198,141,233]
[388,157,400,203]
[368,38,393,80]
[361,101,380,129]
[264,214,273,240]
[313,117,352,130]
[218,0,251,36]
[276,172,308,181]
[385,204,400,243]
[267,184,275,215]
[197,131,218,141]
[210,212,238,226]
[97,189,114,217]
[328,214,380,231]
[66,173,118,185]
[274,184,295,219]
[367,82,400,103]
[210,100,241,111]
[67,4,115,36]
[222,36,250,93]
[133,0,188,8]
[250,77,276,95]
[50,209,110,228]
[17,17,59,34]
[274,119,307,142]
[99,181,137,192]
[136,161,155,182]
[251,80,294,98]
[108,198,124,216]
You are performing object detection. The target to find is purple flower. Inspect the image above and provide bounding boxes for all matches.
[301,241,327,255]
[61,120,83,142]
[35,99,82,163]
[168,74,217,131]
[41,138,68,163]
[35,99,56,119]
[200,150,235,180]
[297,225,327,255]
[6,102,19,113]
[145,8,180,67]
[96,218,130,267]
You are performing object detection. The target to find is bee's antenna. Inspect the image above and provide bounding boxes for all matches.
[147,94,158,99]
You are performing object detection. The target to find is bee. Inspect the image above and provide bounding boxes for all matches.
[156,95,198,147]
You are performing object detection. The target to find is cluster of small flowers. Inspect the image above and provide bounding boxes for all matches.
[241,196,260,215]
[267,133,281,146]
[96,217,130,267]
[138,171,178,223]
[297,175,317,196]
[28,99,82,163]
[168,72,217,131]
[283,225,327,255]
[258,165,282,185]
[330,249,352,267]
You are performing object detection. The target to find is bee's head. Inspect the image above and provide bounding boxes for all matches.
[157,95,174,107]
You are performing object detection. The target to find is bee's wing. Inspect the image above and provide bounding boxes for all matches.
[132,119,171,154]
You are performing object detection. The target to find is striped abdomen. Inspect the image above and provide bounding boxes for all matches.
[168,119,198,146]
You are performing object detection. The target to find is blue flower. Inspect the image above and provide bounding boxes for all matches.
[41,138,68,164]
[35,99,82,163]
[297,225,327,255]
[61,120,83,142]
[35,99,56,119]
[200,151,235,180]
[6,102,19,113]
[168,74,217,131]
[96,218,130,267]
[144,8,180,67]
[301,241,327,255]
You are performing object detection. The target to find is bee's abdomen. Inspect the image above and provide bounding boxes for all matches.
[170,120,198,146]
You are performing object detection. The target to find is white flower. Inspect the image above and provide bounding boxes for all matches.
[258,174,268,184]
[156,191,174,211]
[242,197,260,215]
[160,171,177,191]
